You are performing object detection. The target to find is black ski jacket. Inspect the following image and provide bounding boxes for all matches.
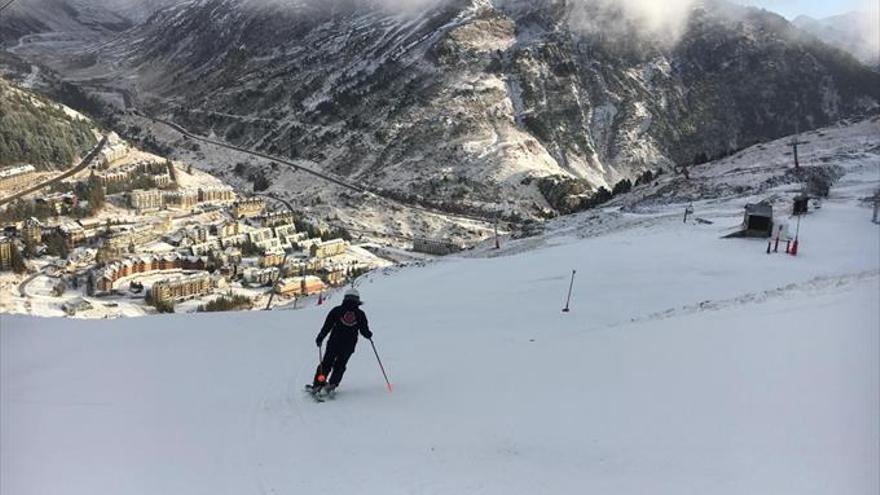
[317,300,372,354]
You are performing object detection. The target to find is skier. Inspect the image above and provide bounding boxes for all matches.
[310,288,372,395]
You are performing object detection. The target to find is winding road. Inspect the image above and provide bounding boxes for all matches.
[0,135,108,206]
[142,114,511,228]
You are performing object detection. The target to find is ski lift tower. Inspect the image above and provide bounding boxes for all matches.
[789,103,807,169]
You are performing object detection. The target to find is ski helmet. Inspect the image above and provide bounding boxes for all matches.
[343,288,360,302]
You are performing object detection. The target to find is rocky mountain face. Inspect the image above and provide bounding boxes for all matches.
[8,0,880,218]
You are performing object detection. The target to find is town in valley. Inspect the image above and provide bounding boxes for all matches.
[0,132,400,318]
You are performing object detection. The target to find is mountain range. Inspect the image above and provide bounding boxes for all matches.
[3,0,879,219]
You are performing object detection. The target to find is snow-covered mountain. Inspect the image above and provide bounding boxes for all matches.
[0,0,186,42]
[33,0,874,215]
[793,11,880,70]
[3,116,878,494]
[4,0,880,223]
[0,0,132,43]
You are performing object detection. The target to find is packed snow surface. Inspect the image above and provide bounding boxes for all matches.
[2,156,879,493]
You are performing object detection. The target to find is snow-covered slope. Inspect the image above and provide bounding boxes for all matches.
[2,133,878,493]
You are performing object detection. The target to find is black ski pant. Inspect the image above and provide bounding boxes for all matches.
[313,345,353,387]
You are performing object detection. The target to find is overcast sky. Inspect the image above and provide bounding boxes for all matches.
[741,0,876,19]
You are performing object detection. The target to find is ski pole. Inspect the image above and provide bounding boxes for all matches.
[368,339,393,393]
[562,270,576,312]
[316,344,326,384]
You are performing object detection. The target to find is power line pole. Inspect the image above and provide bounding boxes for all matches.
[789,100,806,169]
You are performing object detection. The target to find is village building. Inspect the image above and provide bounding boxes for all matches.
[94,160,169,186]
[311,238,348,259]
[216,221,242,238]
[90,253,213,293]
[106,224,156,251]
[129,189,165,211]
[198,186,236,203]
[298,237,324,253]
[274,275,325,297]
[150,273,213,305]
[261,211,296,228]
[96,134,129,166]
[248,227,275,244]
[57,222,87,248]
[0,164,36,189]
[223,247,243,265]
[21,217,43,245]
[94,169,130,185]
[319,262,350,286]
[220,233,249,248]
[183,225,211,244]
[283,256,323,276]
[243,267,280,286]
[164,189,199,209]
[151,174,172,188]
[0,236,14,270]
[260,247,285,268]
[37,193,77,214]
[211,247,242,269]
[190,240,222,257]
[77,218,106,231]
[232,198,266,218]
[412,238,463,256]
[273,224,299,243]
[254,237,284,255]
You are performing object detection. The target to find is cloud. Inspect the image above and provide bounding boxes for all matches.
[563,0,699,45]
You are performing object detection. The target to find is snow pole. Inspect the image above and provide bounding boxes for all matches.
[791,215,801,257]
[368,339,393,393]
[773,225,781,253]
[766,239,771,254]
[562,270,576,313]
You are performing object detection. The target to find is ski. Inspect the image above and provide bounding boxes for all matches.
[304,384,325,403]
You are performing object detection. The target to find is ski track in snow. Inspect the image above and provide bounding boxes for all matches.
[612,269,880,329]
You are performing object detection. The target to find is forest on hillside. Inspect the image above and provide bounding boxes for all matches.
[0,78,96,170]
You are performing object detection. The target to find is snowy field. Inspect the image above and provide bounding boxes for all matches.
[2,187,878,493]
[2,117,879,494]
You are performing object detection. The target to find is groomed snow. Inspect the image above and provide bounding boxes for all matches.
[0,197,880,495]
[2,175,878,494]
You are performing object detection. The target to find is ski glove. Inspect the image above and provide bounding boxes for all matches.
[362,329,373,340]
